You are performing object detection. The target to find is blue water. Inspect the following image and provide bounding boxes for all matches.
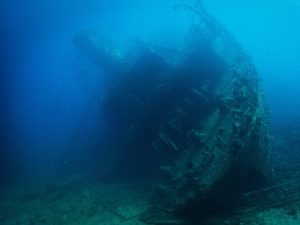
[0,0,299,187]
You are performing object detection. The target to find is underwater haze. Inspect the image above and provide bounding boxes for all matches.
[1,0,300,224]
[1,0,299,179]
[1,0,198,181]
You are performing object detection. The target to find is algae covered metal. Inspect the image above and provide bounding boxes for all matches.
[74,2,272,222]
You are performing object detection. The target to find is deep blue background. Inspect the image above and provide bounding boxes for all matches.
[0,0,299,184]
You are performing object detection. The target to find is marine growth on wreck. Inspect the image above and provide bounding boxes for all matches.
[73,2,272,223]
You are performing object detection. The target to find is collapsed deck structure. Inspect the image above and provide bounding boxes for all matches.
[73,2,272,223]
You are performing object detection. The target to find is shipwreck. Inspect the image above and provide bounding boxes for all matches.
[73,2,272,223]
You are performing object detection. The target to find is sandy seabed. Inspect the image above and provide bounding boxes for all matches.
[0,176,299,225]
